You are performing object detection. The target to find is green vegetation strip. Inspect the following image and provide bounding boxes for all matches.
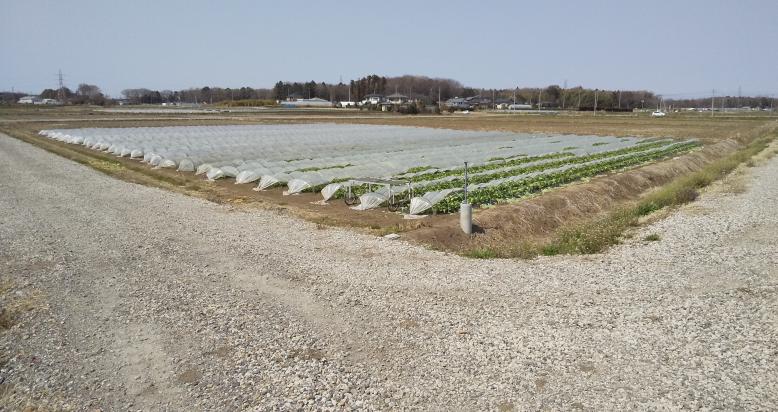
[431,141,700,213]
[397,151,573,181]
[413,140,688,194]
[324,140,688,200]
[400,139,671,183]
[291,163,352,173]
[539,134,776,256]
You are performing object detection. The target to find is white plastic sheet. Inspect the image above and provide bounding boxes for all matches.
[286,179,311,194]
[409,188,461,215]
[235,170,261,184]
[39,124,657,203]
[195,164,213,175]
[159,159,177,168]
[256,175,280,191]
[177,158,195,172]
[320,183,342,201]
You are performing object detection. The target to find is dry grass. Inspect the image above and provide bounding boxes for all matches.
[0,277,45,330]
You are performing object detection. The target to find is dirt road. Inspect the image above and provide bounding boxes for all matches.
[1,132,776,410]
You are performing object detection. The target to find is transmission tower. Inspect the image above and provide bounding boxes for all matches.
[57,69,67,103]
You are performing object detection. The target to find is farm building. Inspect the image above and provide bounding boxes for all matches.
[280,97,332,108]
[508,103,533,110]
[18,95,41,104]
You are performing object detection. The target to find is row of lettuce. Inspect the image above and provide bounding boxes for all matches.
[321,139,699,213]
[430,141,699,213]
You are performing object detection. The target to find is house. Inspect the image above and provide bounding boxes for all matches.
[494,98,513,109]
[445,97,471,110]
[18,95,41,104]
[465,95,492,108]
[361,93,384,105]
[386,93,409,104]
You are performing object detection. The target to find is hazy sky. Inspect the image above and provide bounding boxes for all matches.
[2,0,777,97]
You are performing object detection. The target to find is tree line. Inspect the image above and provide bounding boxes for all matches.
[665,95,775,109]
[3,74,774,110]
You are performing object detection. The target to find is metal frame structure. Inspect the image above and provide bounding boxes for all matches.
[344,178,413,211]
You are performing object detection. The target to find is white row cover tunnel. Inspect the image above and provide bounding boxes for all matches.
[39,124,648,212]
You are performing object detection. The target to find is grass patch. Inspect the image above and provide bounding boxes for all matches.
[292,163,352,173]
[643,233,661,241]
[592,142,609,146]
[402,165,435,174]
[540,133,776,255]
[488,153,527,162]
[464,248,499,259]
[0,277,44,330]
[562,146,578,150]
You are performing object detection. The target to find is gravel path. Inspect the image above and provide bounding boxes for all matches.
[1,132,776,411]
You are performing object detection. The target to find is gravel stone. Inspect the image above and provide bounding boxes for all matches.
[0,133,776,410]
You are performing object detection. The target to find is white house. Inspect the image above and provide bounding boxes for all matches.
[386,93,409,104]
[361,94,384,105]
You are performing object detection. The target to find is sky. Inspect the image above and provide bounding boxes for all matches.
[1,0,777,98]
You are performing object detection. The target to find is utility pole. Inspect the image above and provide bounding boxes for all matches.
[593,89,598,116]
[492,89,495,110]
[561,79,567,109]
[711,89,715,117]
[537,88,542,109]
[618,90,622,109]
[738,85,741,109]
[577,88,582,109]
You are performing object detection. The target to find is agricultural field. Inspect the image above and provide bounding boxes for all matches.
[39,124,699,215]
[2,105,777,410]
[1,106,775,254]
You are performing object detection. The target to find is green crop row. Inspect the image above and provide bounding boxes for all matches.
[322,140,690,200]
[410,140,686,194]
[397,139,672,183]
[429,141,700,213]
[397,151,574,182]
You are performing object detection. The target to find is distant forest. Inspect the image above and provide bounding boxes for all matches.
[118,74,661,109]
[2,73,775,110]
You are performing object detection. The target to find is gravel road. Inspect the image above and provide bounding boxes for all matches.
[1,132,776,411]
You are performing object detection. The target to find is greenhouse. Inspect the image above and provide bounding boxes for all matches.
[39,124,699,214]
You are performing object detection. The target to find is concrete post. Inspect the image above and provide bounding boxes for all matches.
[460,202,472,235]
